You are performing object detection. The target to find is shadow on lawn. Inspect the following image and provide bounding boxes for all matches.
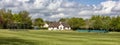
[0,37,38,45]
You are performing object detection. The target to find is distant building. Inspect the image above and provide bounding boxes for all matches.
[43,23,49,28]
[48,22,71,30]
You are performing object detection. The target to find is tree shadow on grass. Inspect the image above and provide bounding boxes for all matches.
[0,37,38,45]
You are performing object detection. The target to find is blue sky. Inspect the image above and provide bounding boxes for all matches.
[70,0,105,5]
[0,0,120,21]
[70,0,119,5]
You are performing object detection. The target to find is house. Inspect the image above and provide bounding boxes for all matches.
[43,23,49,28]
[48,22,71,30]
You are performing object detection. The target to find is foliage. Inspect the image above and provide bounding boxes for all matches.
[59,18,68,22]
[0,9,120,32]
[90,15,120,31]
[110,16,120,31]
[59,17,85,30]
[90,16,111,30]
[90,15,103,29]
[33,18,44,27]
[0,9,32,29]
[59,15,120,32]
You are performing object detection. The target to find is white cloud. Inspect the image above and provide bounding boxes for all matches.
[114,1,120,11]
[47,0,63,10]
[79,10,93,15]
[50,13,65,18]
[57,8,65,11]
[18,0,29,2]
[0,0,120,21]
[63,2,76,7]
[100,0,116,14]
[33,0,48,9]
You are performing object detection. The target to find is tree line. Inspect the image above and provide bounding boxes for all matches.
[0,9,120,32]
[0,9,44,29]
[59,16,120,32]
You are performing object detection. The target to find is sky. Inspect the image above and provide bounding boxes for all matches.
[0,0,120,21]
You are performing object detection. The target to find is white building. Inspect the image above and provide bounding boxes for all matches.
[43,23,49,28]
[48,22,71,30]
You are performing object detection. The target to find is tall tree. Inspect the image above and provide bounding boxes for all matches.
[90,15,111,30]
[19,11,31,23]
[0,9,33,29]
[34,18,44,27]
[17,11,32,29]
[101,16,111,30]
[67,17,85,30]
[116,16,120,31]
[0,9,13,28]
[90,15,103,30]
[110,16,120,31]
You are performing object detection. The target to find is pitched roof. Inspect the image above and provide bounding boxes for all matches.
[49,22,70,27]
[61,22,70,27]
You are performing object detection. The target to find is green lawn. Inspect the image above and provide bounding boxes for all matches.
[0,30,120,45]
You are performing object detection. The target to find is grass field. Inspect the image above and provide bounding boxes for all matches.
[0,30,120,45]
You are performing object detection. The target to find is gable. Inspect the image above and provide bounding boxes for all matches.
[48,22,70,28]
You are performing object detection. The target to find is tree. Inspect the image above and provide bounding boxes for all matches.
[34,18,44,28]
[101,16,111,30]
[90,15,111,31]
[67,17,85,30]
[59,18,68,22]
[0,9,32,29]
[13,11,32,29]
[19,11,31,23]
[110,16,120,31]
[0,9,5,28]
[0,9,13,28]
[116,16,120,31]
[90,15,103,29]
[12,14,22,23]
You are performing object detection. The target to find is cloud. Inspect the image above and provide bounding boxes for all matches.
[50,13,65,18]
[47,0,63,10]
[79,10,93,15]
[0,0,120,21]
[79,0,120,16]
[100,0,116,14]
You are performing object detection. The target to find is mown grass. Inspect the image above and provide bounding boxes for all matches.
[0,30,120,45]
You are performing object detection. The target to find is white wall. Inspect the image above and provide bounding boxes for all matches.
[48,28,53,30]
[59,24,64,30]
[48,24,71,30]
[43,23,49,27]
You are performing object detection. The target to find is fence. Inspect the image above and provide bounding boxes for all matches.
[76,29,108,33]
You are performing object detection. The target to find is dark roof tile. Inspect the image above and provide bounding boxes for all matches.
[49,22,70,27]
